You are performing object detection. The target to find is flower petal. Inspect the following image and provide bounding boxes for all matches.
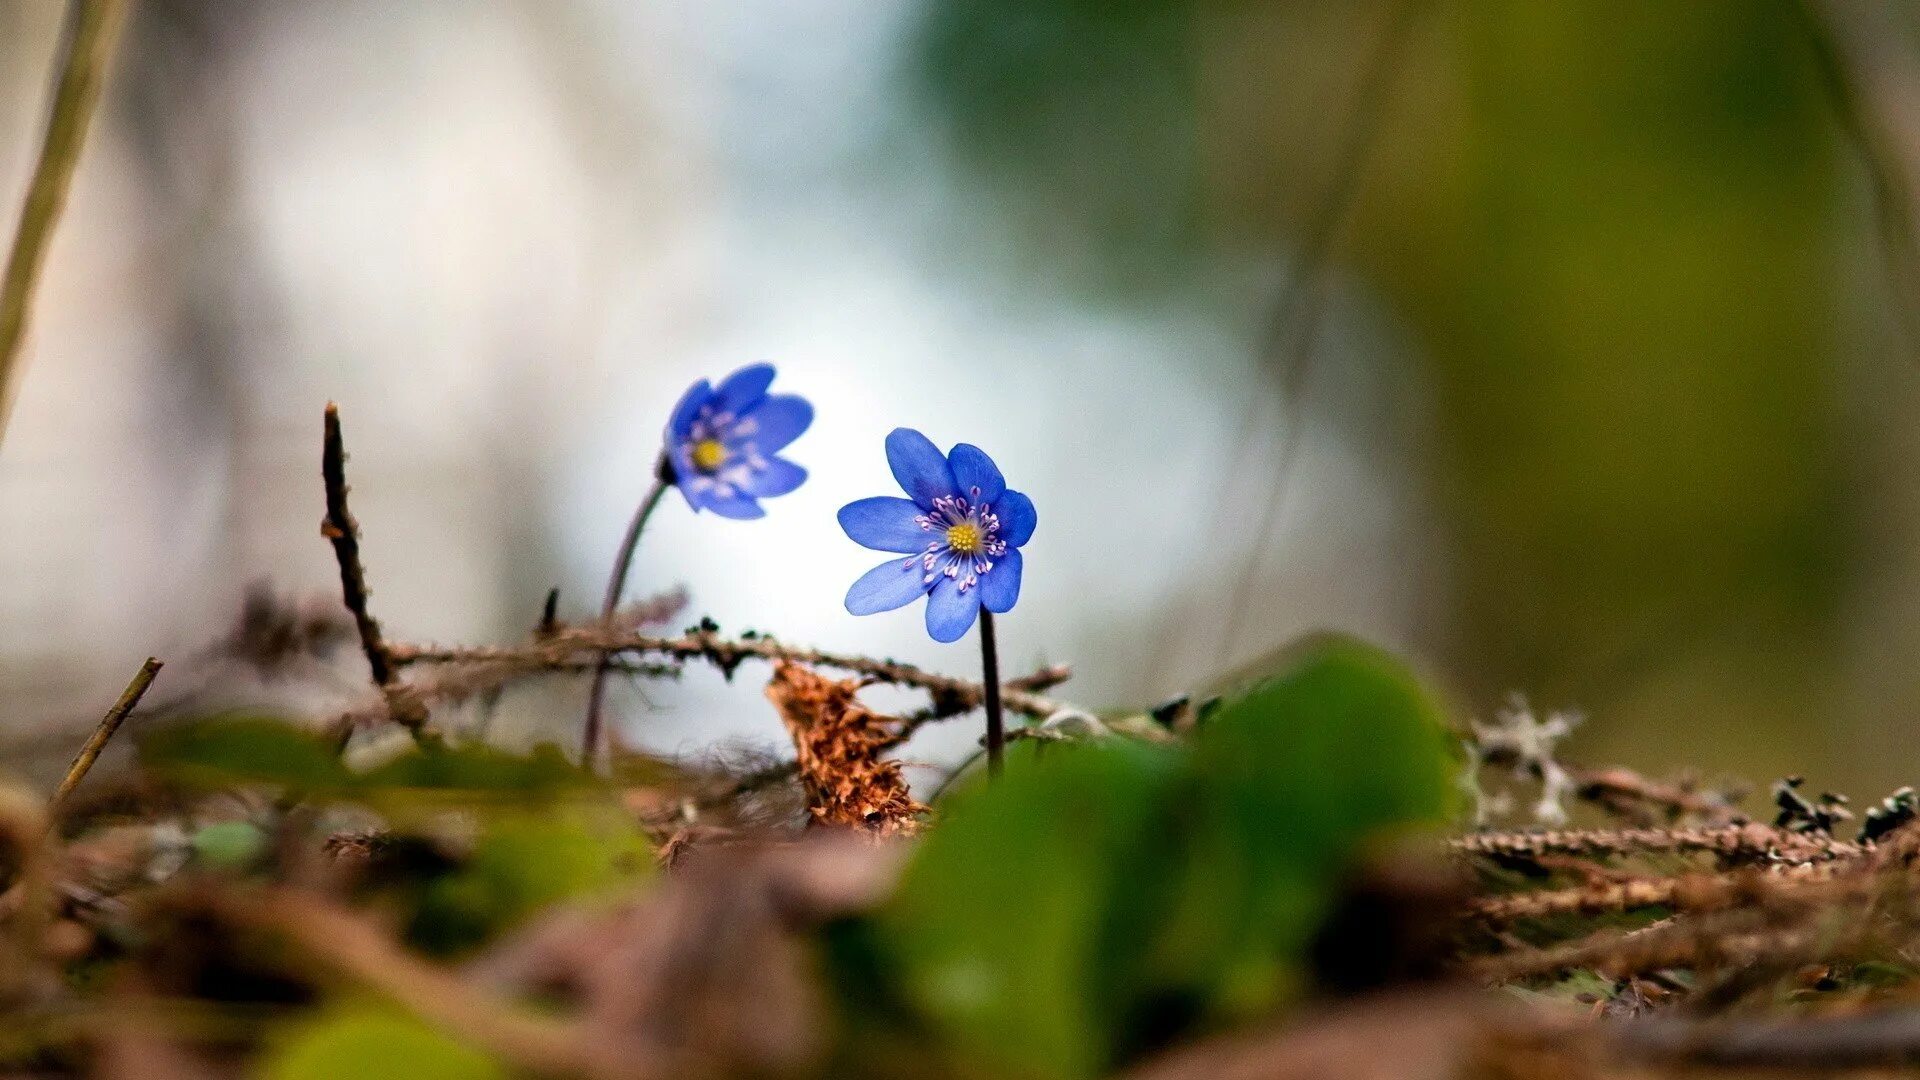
[839,496,933,553]
[741,457,806,498]
[846,557,929,615]
[886,428,954,509]
[740,394,812,453]
[996,489,1037,547]
[946,443,1005,505]
[979,549,1022,614]
[666,378,713,439]
[715,363,777,414]
[924,576,982,642]
[699,490,766,519]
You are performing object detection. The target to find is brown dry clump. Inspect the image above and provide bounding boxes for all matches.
[763,662,925,835]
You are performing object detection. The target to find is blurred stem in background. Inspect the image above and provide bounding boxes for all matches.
[0,0,130,447]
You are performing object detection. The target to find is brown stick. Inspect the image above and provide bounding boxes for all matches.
[389,626,1066,719]
[321,404,421,734]
[1464,862,1848,924]
[1570,765,1746,824]
[1452,824,1863,865]
[322,404,391,686]
[48,657,160,820]
[0,0,132,444]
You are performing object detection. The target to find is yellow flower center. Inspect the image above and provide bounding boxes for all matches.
[691,439,728,473]
[946,522,982,555]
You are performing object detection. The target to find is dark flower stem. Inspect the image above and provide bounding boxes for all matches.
[583,453,673,769]
[979,609,1005,778]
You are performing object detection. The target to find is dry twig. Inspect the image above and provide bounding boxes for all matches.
[1452,824,1861,865]
[387,625,1066,719]
[321,404,423,733]
[47,657,160,821]
[1464,862,1850,924]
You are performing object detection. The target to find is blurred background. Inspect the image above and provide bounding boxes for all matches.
[2,0,1917,801]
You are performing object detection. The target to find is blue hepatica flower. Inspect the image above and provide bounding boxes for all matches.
[664,363,813,519]
[839,429,1036,642]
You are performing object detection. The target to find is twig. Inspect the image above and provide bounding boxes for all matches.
[1570,765,1746,825]
[1452,824,1862,865]
[324,658,683,738]
[47,657,160,821]
[1468,909,1788,984]
[1004,663,1072,694]
[321,404,421,734]
[388,626,1068,719]
[1464,862,1848,925]
[0,0,132,445]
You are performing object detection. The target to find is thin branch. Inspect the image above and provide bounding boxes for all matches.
[1464,862,1849,925]
[1452,824,1862,865]
[1568,765,1748,825]
[0,0,132,445]
[388,626,1068,719]
[321,404,421,733]
[1467,909,1794,984]
[47,656,160,821]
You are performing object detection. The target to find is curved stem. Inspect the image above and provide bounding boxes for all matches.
[979,609,1005,778]
[582,455,673,768]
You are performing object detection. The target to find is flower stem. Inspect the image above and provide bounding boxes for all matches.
[979,609,1005,778]
[582,453,673,769]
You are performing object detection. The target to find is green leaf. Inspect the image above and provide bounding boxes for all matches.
[881,739,1180,1080]
[139,715,351,793]
[263,1004,506,1080]
[358,739,597,796]
[191,820,268,869]
[869,632,1458,1078]
[409,807,653,955]
[1145,633,1458,1023]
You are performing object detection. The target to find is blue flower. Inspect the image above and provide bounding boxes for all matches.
[664,363,813,519]
[839,428,1036,642]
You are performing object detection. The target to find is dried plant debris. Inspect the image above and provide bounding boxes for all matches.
[763,662,926,835]
[1466,695,1583,826]
[13,412,1920,1079]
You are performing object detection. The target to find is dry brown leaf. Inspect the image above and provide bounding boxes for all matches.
[764,662,925,835]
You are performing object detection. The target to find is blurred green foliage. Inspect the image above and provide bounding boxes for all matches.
[912,0,1203,288]
[140,718,601,804]
[142,717,654,954]
[872,634,1455,1079]
[263,1003,507,1080]
[911,0,1876,789]
[408,807,653,955]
